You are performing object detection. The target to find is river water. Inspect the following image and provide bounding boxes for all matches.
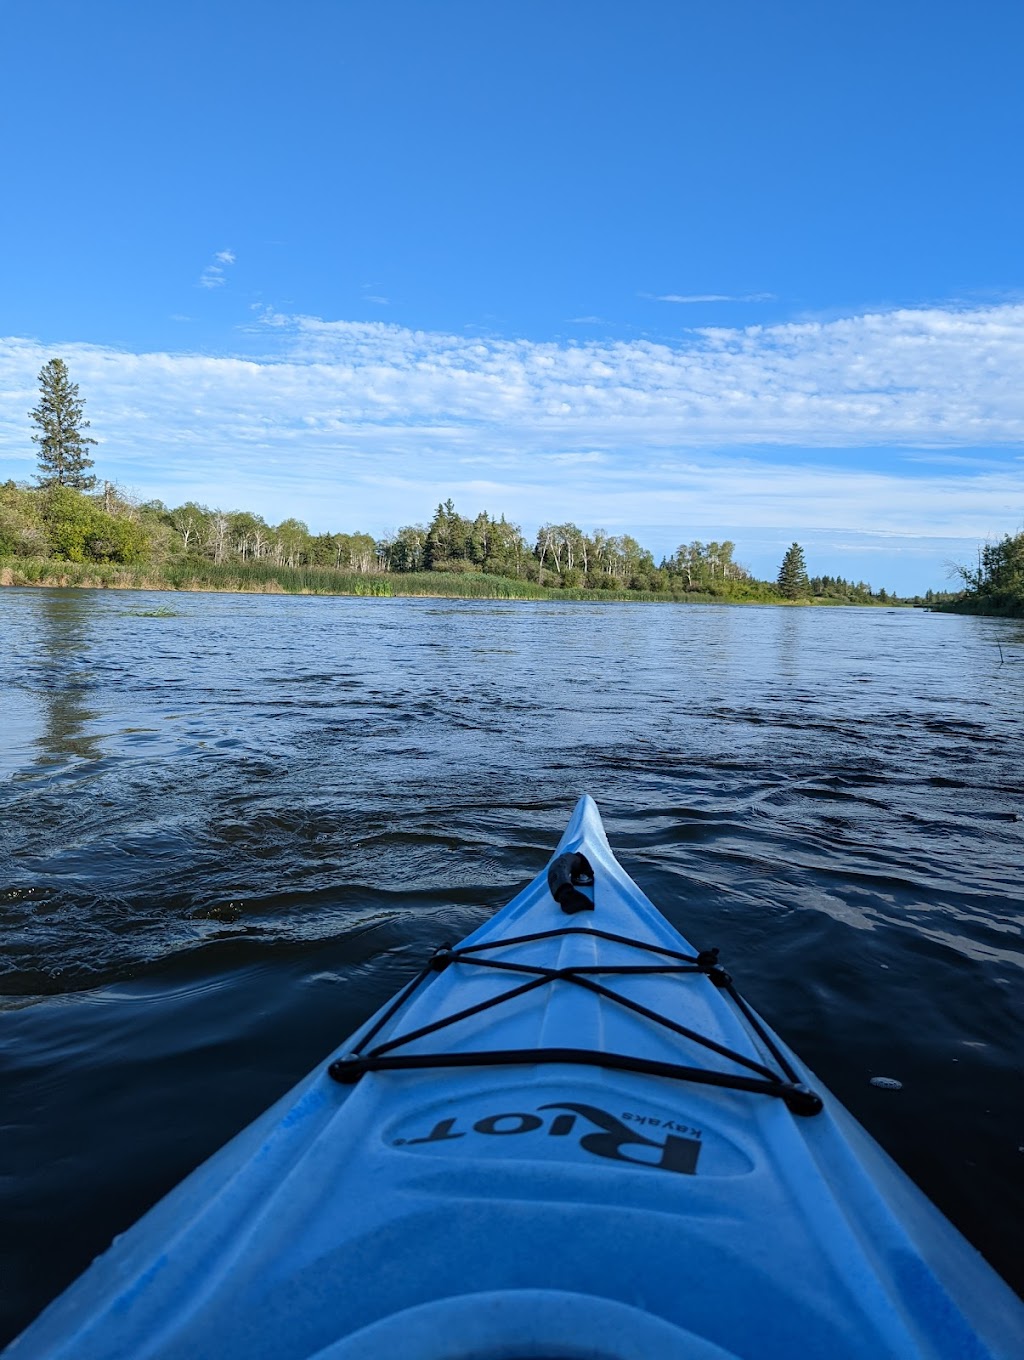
[1,588,1022,1339]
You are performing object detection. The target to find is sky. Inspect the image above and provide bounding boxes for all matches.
[1,0,1022,593]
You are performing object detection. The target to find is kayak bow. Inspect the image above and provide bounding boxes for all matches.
[9,796,1023,1359]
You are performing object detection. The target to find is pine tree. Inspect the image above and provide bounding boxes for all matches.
[30,359,98,490]
[777,542,810,598]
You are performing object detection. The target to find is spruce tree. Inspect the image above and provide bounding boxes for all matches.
[777,542,810,598]
[30,359,98,490]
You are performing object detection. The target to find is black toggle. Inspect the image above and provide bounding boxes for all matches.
[328,1054,363,1084]
[782,1084,824,1117]
[697,946,732,987]
[548,851,596,914]
[430,944,455,971]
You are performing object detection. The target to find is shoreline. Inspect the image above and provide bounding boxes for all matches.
[0,565,909,608]
[932,596,1024,620]
[0,562,681,604]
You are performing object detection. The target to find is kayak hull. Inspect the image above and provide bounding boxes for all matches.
[8,796,1023,1359]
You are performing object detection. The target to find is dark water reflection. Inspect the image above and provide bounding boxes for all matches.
[1,589,1022,1338]
[29,592,103,765]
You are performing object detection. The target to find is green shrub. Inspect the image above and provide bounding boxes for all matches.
[43,487,149,563]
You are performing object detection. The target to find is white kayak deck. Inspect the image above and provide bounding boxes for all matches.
[9,796,1023,1359]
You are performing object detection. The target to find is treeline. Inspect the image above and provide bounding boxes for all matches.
[0,482,909,604]
[810,575,894,605]
[939,532,1024,618]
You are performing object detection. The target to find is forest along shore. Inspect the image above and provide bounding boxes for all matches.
[931,532,1024,619]
[1,485,935,607]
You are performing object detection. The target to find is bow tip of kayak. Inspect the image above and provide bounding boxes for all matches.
[557,793,611,855]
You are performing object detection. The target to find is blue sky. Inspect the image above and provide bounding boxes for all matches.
[1,0,1022,592]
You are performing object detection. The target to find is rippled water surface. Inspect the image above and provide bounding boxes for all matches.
[1,588,1022,1338]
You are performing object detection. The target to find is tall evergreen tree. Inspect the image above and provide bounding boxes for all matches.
[30,359,98,490]
[777,542,810,598]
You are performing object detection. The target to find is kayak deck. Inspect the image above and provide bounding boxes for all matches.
[9,796,1023,1359]
[328,924,823,1114]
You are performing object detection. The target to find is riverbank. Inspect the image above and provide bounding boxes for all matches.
[931,532,1024,618]
[0,559,689,603]
[933,593,1024,619]
[0,558,905,607]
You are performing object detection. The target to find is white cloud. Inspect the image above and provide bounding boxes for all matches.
[198,248,237,289]
[547,451,607,466]
[225,302,1024,450]
[648,292,776,303]
[2,302,1022,589]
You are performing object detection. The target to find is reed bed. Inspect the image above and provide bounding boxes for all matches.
[1,558,747,605]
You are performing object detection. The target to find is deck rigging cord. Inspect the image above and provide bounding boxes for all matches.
[329,853,823,1117]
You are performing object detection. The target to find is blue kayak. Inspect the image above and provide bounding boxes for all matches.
[9,796,1023,1359]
